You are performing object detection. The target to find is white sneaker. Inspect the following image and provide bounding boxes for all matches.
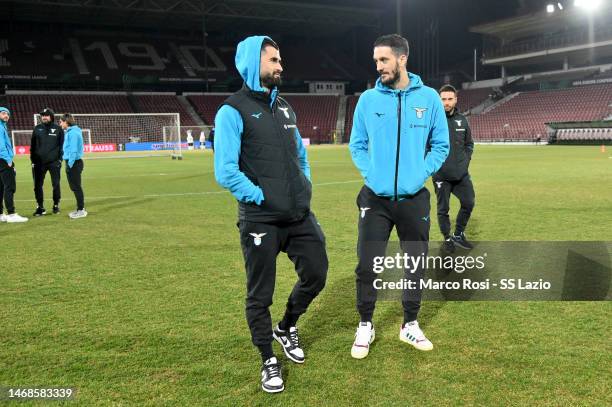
[6,213,28,223]
[399,321,433,351]
[69,209,88,219]
[0,214,6,222]
[351,321,375,359]
[261,357,284,393]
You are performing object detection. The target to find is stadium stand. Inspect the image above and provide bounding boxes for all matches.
[187,93,340,143]
[469,84,612,141]
[344,95,359,142]
[457,87,492,113]
[6,93,134,130]
[186,94,229,125]
[282,95,339,143]
[133,94,197,126]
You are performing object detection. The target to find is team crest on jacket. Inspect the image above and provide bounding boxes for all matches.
[278,107,290,119]
[249,233,267,246]
[413,107,427,119]
[435,181,443,189]
[359,207,370,218]
[455,120,462,126]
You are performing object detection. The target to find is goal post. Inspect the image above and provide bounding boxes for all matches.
[33,113,181,158]
[11,129,92,155]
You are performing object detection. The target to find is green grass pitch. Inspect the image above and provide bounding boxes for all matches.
[1,145,611,406]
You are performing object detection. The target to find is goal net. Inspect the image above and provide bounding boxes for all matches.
[33,113,181,158]
[11,129,91,155]
[162,125,213,150]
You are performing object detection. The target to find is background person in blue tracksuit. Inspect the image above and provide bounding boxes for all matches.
[59,114,87,219]
[0,107,29,223]
[348,34,449,359]
[214,36,327,393]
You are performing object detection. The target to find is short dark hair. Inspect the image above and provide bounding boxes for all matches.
[261,38,279,52]
[373,34,409,58]
[59,113,76,126]
[439,84,457,95]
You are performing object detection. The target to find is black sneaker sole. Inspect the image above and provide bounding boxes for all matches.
[272,332,305,364]
[453,241,473,250]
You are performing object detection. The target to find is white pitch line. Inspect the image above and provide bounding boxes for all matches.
[14,172,213,183]
[144,191,227,197]
[15,195,130,202]
[13,180,362,202]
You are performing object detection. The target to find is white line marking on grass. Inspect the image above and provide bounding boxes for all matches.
[13,180,362,202]
[15,195,130,202]
[15,172,212,183]
[314,180,361,187]
[144,191,227,197]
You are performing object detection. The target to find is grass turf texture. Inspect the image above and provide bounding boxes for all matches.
[1,145,610,406]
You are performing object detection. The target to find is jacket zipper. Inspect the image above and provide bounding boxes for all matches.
[394,92,402,201]
[271,98,298,218]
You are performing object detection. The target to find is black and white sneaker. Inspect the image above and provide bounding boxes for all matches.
[261,357,284,393]
[52,205,60,214]
[273,324,305,364]
[442,236,456,253]
[453,232,474,250]
[33,207,46,217]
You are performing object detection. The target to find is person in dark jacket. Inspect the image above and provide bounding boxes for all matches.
[31,107,64,216]
[433,84,475,251]
[214,36,328,394]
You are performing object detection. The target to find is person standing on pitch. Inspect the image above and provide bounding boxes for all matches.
[199,130,206,150]
[209,127,215,152]
[186,129,194,150]
[0,107,29,223]
[349,34,449,358]
[433,85,475,252]
[59,114,86,219]
[31,107,64,216]
[214,35,328,393]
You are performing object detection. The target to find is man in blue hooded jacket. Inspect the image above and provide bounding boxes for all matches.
[214,36,327,393]
[0,107,29,223]
[349,34,449,359]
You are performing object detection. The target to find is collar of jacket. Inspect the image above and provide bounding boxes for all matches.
[374,71,424,95]
[241,82,278,109]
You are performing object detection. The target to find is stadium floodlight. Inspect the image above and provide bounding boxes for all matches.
[547,4,555,13]
[574,0,602,10]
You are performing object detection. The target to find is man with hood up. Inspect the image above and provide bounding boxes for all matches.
[0,107,29,223]
[31,107,64,216]
[214,36,328,393]
[349,34,449,359]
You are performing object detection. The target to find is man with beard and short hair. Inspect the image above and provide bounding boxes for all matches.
[214,36,328,393]
[348,34,449,359]
[433,84,475,252]
[31,107,64,216]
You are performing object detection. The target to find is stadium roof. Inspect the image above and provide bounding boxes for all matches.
[0,0,386,35]
[470,2,612,40]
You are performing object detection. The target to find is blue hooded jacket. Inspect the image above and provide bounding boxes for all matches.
[62,125,84,168]
[349,73,449,198]
[0,107,14,165]
[214,35,310,205]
